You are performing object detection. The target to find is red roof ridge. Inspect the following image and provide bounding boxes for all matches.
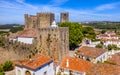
[15,54,52,70]
[60,56,91,72]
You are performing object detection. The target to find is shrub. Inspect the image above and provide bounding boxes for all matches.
[0,65,3,72]
[108,44,118,51]
[96,43,103,48]
[3,61,13,71]
[0,72,5,75]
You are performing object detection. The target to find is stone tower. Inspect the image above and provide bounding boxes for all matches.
[24,12,54,29]
[37,12,54,28]
[60,12,69,22]
[24,12,69,62]
[24,14,37,29]
[37,27,69,61]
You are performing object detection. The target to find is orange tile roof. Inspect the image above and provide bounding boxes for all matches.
[9,33,18,38]
[106,31,116,35]
[60,56,91,72]
[101,38,118,42]
[108,52,120,66]
[18,29,37,38]
[98,34,108,37]
[9,31,22,38]
[77,46,107,58]
[15,54,53,70]
[87,63,120,75]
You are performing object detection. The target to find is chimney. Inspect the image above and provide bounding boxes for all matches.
[66,59,69,67]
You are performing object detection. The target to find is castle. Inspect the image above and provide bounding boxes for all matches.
[24,12,69,61]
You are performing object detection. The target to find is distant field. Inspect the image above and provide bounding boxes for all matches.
[0,29,10,32]
[0,24,24,33]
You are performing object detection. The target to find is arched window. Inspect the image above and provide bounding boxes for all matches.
[25,71,31,75]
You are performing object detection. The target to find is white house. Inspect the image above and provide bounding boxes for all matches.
[96,31,119,47]
[59,56,91,75]
[15,54,54,75]
[76,46,108,63]
[9,29,37,44]
[101,38,119,47]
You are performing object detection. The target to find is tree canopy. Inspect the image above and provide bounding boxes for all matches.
[82,27,96,40]
[59,22,83,48]
[59,22,96,49]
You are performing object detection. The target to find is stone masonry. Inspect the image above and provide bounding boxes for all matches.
[24,12,69,61]
[60,12,69,23]
[37,27,69,61]
[24,12,54,29]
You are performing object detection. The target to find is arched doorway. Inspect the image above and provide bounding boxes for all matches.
[25,71,31,75]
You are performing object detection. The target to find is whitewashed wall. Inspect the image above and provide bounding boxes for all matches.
[9,38,17,41]
[17,37,34,44]
[15,62,54,75]
[61,69,85,75]
[35,62,54,75]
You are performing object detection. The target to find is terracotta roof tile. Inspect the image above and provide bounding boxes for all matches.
[60,56,91,72]
[18,29,37,38]
[77,46,107,58]
[101,38,118,42]
[87,63,120,75]
[108,52,120,66]
[9,33,18,38]
[15,54,52,70]
[98,34,108,37]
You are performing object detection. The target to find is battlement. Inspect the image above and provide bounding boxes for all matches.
[25,12,69,30]
[23,12,69,61]
[60,12,69,22]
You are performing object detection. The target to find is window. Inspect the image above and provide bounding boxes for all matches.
[25,71,31,75]
[44,71,47,75]
[61,68,64,72]
[69,70,73,75]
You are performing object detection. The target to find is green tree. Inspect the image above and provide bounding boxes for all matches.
[108,44,118,51]
[10,26,23,33]
[96,43,103,48]
[0,72,5,75]
[101,30,106,34]
[59,22,83,49]
[3,61,13,71]
[82,27,96,40]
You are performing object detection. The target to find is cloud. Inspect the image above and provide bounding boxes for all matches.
[95,2,120,11]
[0,0,120,24]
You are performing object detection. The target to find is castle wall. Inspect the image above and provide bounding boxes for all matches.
[0,37,38,64]
[23,12,69,62]
[37,27,69,61]
[59,27,69,60]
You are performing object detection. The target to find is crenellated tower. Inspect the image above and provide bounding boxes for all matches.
[60,12,69,23]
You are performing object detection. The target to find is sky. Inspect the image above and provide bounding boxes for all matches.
[0,0,120,24]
